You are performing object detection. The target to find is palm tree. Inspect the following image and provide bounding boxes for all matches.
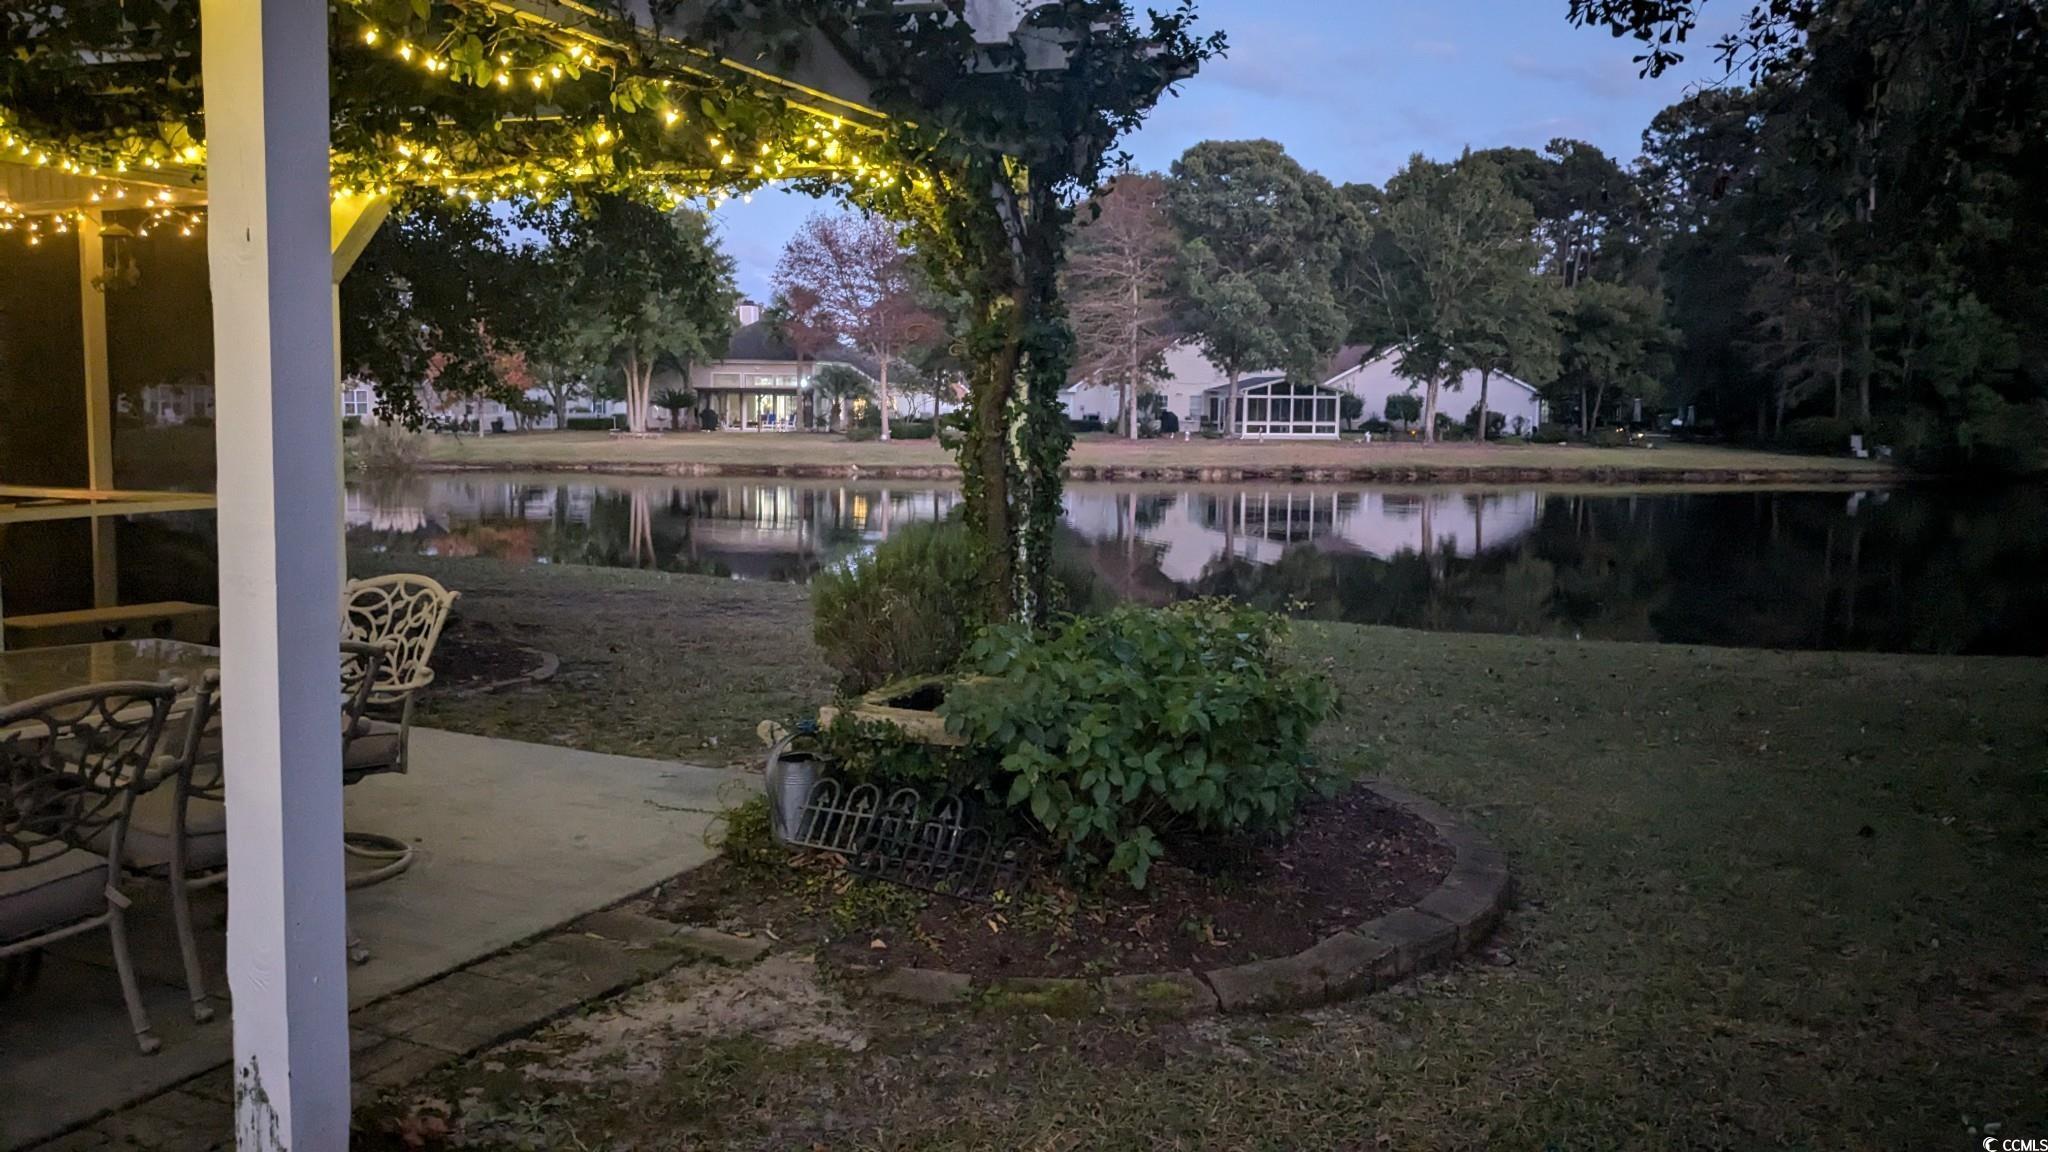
[809,363,873,432]
[653,387,696,431]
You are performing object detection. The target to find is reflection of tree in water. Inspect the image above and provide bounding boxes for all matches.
[1114,485,2048,654]
[346,477,2048,654]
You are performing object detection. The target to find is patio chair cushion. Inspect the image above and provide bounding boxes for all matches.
[0,844,107,945]
[116,786,228,874]
[343,719,403,780]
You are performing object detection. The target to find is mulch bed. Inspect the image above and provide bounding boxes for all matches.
[430,620,548,692]
[653,784,1455,980]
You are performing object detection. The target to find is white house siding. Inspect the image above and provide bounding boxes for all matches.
[1331,351,1545,434]
[1062,341,1237,426]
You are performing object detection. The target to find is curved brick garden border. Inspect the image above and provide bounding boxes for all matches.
[861,780,1511,1017]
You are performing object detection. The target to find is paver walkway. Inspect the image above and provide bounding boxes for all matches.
[4,729,748,1150]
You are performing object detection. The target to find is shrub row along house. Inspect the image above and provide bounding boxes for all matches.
[1060,341,1547,440]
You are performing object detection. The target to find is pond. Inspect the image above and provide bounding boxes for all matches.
[345,472,2048,656]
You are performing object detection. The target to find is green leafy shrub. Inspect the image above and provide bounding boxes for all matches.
[566,415,623,431]
[1592,427,1633,448]
[817,711,986,792]
[943,602,1337,888]
[1532,422,1573,443]
[890,419,937,440]
[1784,416,1856,456]
[1070,415,1105,433]
[709,796,779,876]
[813,520,986,694]
[352,424,425,473]
[845,425,879,442]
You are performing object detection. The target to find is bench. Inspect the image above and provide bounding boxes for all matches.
[2,601,220,650]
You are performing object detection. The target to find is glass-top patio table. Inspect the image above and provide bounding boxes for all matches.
[0,639,221,707]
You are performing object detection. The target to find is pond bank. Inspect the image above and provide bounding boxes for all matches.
[406,431,1904,487]
[417,457,1902,486]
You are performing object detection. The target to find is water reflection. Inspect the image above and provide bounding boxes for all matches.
[345,473,2048,655]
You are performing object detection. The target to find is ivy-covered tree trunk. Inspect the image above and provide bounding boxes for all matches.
[951,164,1075,627]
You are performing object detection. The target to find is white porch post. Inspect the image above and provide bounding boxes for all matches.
[202,1,352,1149]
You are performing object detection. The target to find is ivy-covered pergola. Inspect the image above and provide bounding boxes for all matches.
[1,2,1210,1144]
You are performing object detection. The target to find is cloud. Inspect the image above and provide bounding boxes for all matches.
[1504,53,1642,102]
[1204,19,1378,103]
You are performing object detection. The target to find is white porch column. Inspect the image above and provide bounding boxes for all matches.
[202,1,352,1148]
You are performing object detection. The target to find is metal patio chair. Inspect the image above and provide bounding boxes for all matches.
[98,671,226,1024]
[1,681,179,1054]
[341,573,459,778]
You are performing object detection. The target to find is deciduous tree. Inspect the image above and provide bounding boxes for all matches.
[1351,154,1545,443]
[1067,173,1179,439]
[538,197,737,435]
[773,213,938,442]
[1169,141,1350,435]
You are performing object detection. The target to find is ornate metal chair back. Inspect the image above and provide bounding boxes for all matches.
[0,681,178,874]
[342,574,458,704]
[340,641,387,733]
[164,671,224,805]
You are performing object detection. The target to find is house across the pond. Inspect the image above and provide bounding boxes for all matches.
[1060,341,1547,439]
[687,301,876,430]
[1328,347,1546,437]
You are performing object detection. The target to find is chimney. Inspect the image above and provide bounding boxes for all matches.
[736,299,762,326]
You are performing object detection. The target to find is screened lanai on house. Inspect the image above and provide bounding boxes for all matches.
[1205,375,1345,439]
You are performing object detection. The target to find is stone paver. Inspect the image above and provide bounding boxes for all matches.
[1356,907,1458,975]
[1101,971,1218,1016]
[1204,953,1328,1012]
[1296,929,1396,999]
[1416,872,1505,947]
[670,925,772,966]
[870,967,973,1006]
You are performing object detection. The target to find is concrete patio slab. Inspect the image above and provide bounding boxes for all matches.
[0,728,749,1151]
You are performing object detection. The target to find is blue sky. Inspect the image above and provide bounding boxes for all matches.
[712,0,1741,299]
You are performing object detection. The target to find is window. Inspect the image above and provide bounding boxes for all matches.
[1187,395,1203,417]
[713,373,741,390]
[1231,380,1340,438]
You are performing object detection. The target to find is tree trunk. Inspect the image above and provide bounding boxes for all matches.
[1831,344,1845,421]
[1126,278,1141,441]
[878,351,893,442]
[1222,370,1240,436]
[1476,369,1492,443]
[1579,387,1591,438]
[1854,294,1874,423]
[1421,373,1441,444]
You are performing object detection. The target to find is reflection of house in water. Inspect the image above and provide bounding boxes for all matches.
[346,477,961,579]
[1063,487,1543,585]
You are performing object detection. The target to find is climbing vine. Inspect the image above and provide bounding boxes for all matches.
[3,0,1219,624]
[690,0,1221,624]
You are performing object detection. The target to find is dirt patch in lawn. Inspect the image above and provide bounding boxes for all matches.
[430,620,550,692]
[655,784,1453,980]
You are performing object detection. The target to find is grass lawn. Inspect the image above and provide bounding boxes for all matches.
[409,429,1900,483]
[367,555,2046,1150]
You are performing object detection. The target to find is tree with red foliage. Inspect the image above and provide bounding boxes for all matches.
[772,213,939,441]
